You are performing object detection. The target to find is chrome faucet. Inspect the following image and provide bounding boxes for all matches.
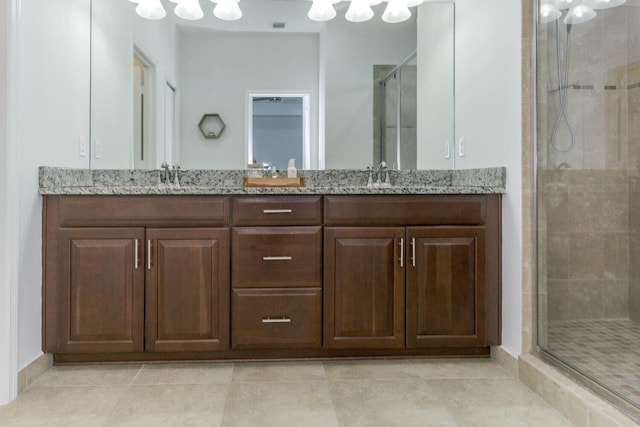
[160,162,171,184]
[159,163,181,185]
[366,162,390,188]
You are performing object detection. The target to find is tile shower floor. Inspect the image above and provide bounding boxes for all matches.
[548,319,640,409]
[0,359,575,427]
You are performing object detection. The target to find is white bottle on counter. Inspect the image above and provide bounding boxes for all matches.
[287,158,297,178]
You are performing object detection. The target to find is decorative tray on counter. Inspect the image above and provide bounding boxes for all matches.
[243,177,305,187]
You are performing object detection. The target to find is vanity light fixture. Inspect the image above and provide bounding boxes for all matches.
[171,0,204,20]
[589,0,625,9]
[382,0,412,23]
[212,0,243,21]
[540,3,562,23]
[345,0,375,23]
[135,0,167,20]
[308,0,338,22]
[563,4,596,24]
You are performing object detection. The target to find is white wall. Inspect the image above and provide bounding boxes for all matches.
[0,0,18,405]
[453,0,523,356]
[324,14,416,169]
[178,31,319,169]
[17,0,91,370]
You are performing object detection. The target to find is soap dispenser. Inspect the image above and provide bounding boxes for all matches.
[287,159,297,178]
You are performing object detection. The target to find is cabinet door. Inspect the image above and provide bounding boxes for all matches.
[56,228,145,353]
[406,227,486,347]
[146,228,230,352]
[324,227,405,349]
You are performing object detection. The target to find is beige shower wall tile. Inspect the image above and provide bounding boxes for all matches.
[602,192,629,232]
[569,233,605,280]
[603,280,629,319]
[569,280,604,320]
[569,189,603,232]
[603,234,629,279]
[546,184,569,230]
[548,280,570,321]
[547,233,570,280]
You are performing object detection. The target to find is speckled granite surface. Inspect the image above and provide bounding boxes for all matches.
[39,167,506,195]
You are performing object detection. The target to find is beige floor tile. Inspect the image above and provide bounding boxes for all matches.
[105,384,228,427]
[329,379,458,427]
[222,381,339,427]
[428,378,574,427]
[31,364,142,387]
[0,386,127,427]
[323,359,419,381]
[410,358,511,380]
[133,362,233,385]
[231,361,326,383]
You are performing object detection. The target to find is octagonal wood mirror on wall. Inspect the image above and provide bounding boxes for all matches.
[198,114,226,139]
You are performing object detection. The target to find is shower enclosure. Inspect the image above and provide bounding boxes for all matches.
[374,50,417,170]
[536,0,640,416]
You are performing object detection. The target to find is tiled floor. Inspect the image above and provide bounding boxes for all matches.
[0,359,575,427]
[547,319,640,408]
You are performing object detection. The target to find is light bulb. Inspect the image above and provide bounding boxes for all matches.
[213,0,242,21]
[175,0,204,20]
[136,0,166,20]
[345,0,374,22]
[308,0,337,21]
[563,5,596,24]
[589,0,625,9]
[540,4,562,23]
[382,0,411,23]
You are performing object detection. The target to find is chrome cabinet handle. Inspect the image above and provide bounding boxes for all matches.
[134,239,139,270]
[399,238,404,268]
[262,317,292,324]
[411,237,416,268]
[262,256,293,261]
[262,209,293,214]
[147,240,152,270]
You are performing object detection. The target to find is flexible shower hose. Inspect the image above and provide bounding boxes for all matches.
[550,22,576,152]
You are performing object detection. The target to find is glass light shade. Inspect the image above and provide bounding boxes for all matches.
[555,0,578,9]
[368,0,383,5]
[405,0,423,7]
[563,5,596,24]
[345,0,374,22]
[136,0,166,20]
[589,0,625,9]
[213,0,242,21]
[129,0,140,3]
[308,0,337,21]
[540,4,562,23]
[382,0,411,23]
[175,0,204,20]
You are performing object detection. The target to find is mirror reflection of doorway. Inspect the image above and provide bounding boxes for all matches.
[133,53,155,169]
[248,93,310,170]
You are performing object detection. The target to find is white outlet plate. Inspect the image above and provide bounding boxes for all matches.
[79,136,87,157]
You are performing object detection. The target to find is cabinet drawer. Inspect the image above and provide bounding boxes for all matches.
[232,227,322,288]
[232,288,322,349]
[324,195,494,226]
[232,196,322,226]
[47,196,230,227]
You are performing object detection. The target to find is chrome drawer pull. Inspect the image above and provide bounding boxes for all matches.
[399,238,404,268]
[262,317,292,324]
[262,209,293,214]
[263,256,293,261]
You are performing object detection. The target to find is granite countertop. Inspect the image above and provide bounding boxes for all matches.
[38,167,507,195]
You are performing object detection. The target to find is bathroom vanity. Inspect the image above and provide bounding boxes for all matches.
[40,168,504,363]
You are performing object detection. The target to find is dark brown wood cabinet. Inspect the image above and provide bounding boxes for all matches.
[145,228,230,352]
[231,196,323,350]
[406,227,486,348]
[54,227,145,353]
[43,193,501,361]
[324,227,405,349]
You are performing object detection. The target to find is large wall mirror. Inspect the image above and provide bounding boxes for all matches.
[90,0,454,170]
